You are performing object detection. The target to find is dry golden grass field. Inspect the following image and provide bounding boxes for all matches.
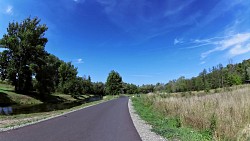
[143,85,250,140]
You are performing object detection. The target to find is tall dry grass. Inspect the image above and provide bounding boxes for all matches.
[145,85,250,140]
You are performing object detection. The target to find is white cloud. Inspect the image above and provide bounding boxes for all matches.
[75,58,84,64]
[222,33,250,49]
[5,5,13,15]
[201,33,250,59]
[174,38,183,45]
[200,61,206,65]
[229,44,250,56]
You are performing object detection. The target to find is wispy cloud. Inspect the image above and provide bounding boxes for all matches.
[5,5,13,15]
[74,58,84,64]
[165,0,195,16]
[174,38,183,45]
[201,33,250,59]
[229,44,250,56]
[200,61,206,65]
[177,32,250,60]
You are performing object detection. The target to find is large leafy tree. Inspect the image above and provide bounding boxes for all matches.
[82,76,93,94]
[34,54,62,97]
[0,17,48,93]
[58,62,78,94]
[92,82,105,96]
[105,70,122,95]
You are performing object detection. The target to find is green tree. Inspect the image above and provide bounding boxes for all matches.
[0,17,48,93]
[138,84,154,94]
[93,82,105,96]
[58,62,78,94]
[123,83,138,94]
[34,54,62,97]
[0,50,10,80]
[154,83,165,92]
[82,75,93,94]
[246,67,250,80]
[105,70,122,95]
[175,76,187,92]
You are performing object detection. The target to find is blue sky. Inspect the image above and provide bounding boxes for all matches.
[0,0,250,85]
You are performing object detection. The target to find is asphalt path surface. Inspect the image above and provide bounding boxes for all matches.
[0,96,142,141]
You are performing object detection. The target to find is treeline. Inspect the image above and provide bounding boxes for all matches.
[153,60,250,93]
[0,17,108,99]
[129,59,250,94]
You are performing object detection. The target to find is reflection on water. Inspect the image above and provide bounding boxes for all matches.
[0,96,102,115]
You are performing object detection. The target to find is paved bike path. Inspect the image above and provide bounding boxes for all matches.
[0,97,141,141]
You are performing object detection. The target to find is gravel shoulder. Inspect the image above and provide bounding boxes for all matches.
[128,99,167,141]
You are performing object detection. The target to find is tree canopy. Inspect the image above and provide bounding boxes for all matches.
[105,70,123,95]
[0,17,48,93]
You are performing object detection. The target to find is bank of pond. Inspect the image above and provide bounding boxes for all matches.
[0,96,102,115]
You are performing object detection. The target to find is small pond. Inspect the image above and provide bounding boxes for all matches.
[0,96,102,115]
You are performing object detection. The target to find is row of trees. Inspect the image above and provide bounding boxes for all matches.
[162,60,250,93]
[0,17,130,99]
[122,59,250,94]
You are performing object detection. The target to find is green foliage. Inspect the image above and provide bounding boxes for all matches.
[0,50,10,80]
[81,76,93,94]
[105,70,122,95]
[161,60,250,95]
[0,17,48,93]
[63,77,84,97]
[0,17,97,99]
[58,62,78,94]
[226,73,242,86]
[154,83,165,92]
[34,54,62,97]
[138,84,154,94]
[92,82,105,96]
[123,83,138,94]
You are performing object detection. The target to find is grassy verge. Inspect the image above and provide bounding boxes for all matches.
[132,97,212,141]
[132,84,250,140]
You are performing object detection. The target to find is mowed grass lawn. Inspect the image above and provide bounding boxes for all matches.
[133,84,250,141]
[0,83,42,105]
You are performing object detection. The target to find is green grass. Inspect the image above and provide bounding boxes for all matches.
[132,97,212,141]
[0,82,118,129]
[0,83,95,106]
[0,83,42,105]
